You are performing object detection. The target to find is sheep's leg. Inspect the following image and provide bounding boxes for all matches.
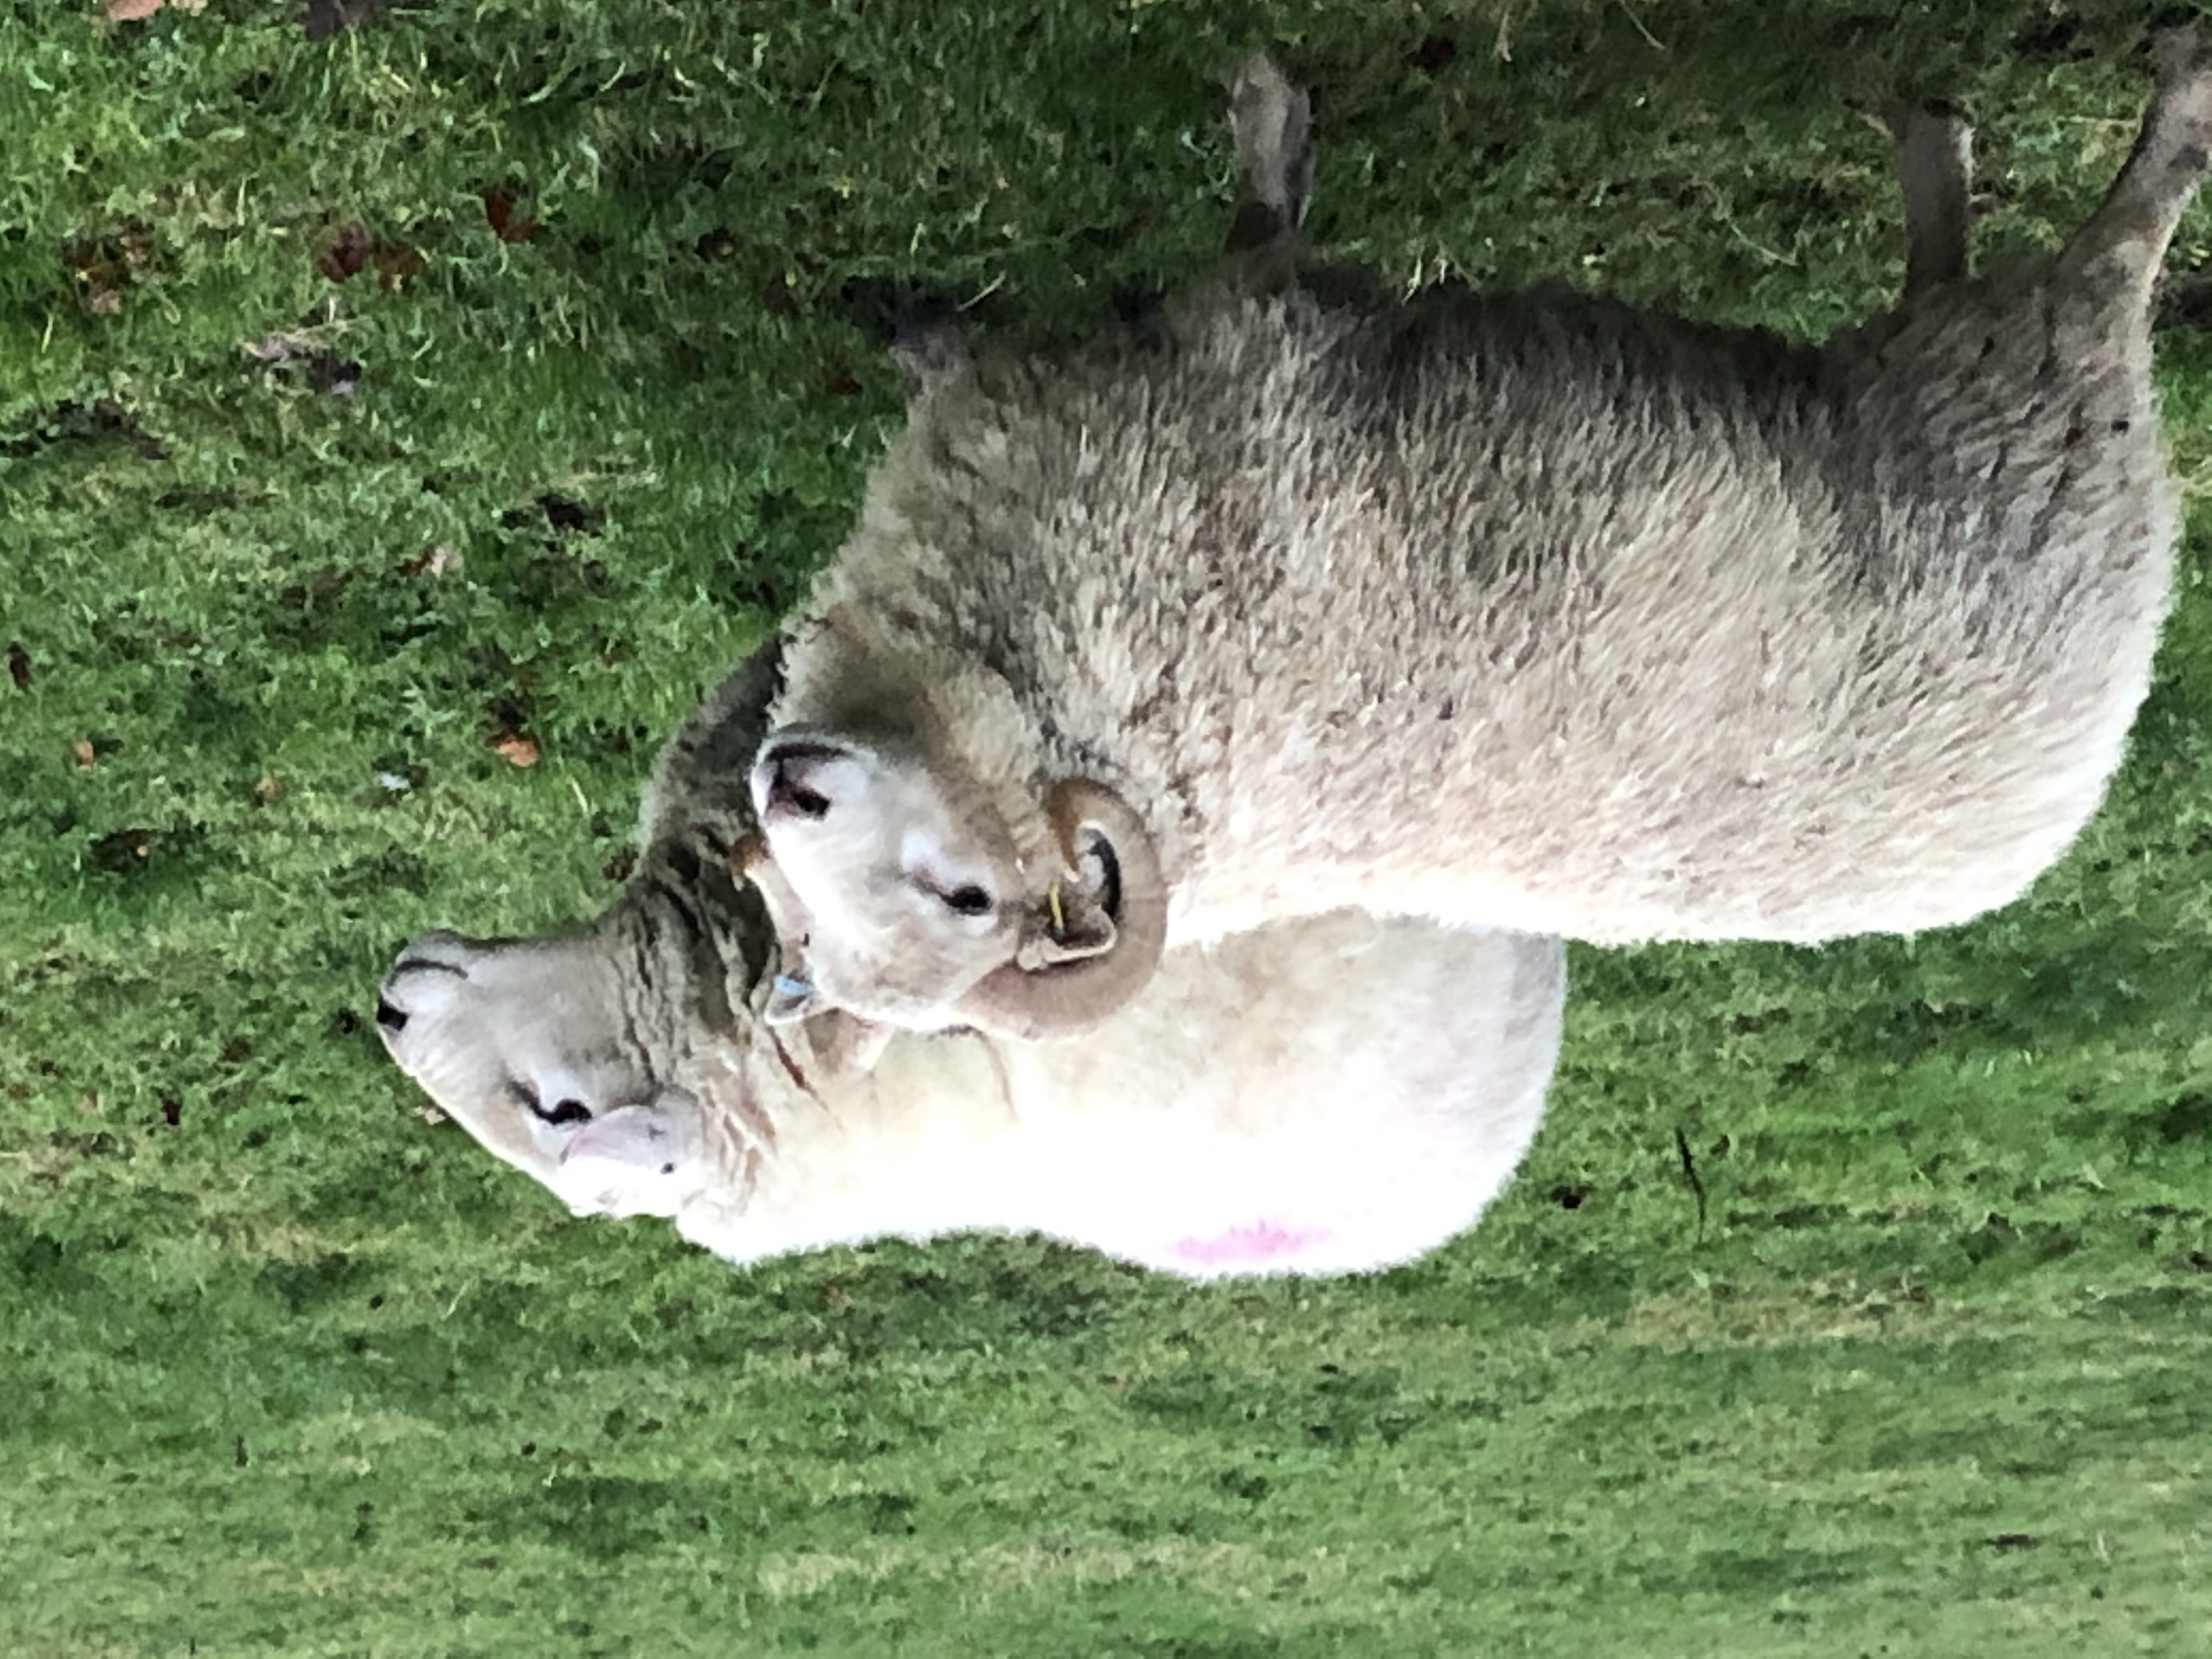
[1886,100,1973,298]
[2057,25,2212,307]
[836,276,972,404]
[1224,53,1312,255]
[889,307,969,404]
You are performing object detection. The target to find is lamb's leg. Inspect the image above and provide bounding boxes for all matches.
[1224,53,1312,256]
[2057,25,2212,307]
[1886,100,1973,299]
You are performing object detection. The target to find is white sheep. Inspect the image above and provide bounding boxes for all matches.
[375,649,1566,1277]
[744,39,2208,1042]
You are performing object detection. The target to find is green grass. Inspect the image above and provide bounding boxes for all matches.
[4,1,2211,1653]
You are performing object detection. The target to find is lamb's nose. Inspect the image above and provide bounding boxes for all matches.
[375,997,408,1033]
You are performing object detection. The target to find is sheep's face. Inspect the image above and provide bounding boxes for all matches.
[747,730,1031,1025]
[375,929,707,1218]
[746,728,1173,1039]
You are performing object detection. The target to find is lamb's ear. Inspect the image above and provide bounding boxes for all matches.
[554,1101,699,1218]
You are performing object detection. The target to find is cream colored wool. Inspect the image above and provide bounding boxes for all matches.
[757,37,2209,1028]
[377,650,1567,1277]
[379,903,1564,1278]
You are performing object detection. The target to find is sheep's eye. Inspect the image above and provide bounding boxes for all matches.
[508,1078,592,1128]
[943,885,995,918]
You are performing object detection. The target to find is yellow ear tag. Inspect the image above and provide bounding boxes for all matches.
[1045,881,1066,940]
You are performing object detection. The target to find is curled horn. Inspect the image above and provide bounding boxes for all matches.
[949,778,1167,1040]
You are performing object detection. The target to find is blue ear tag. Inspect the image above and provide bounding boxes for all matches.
[765,971,815,1026]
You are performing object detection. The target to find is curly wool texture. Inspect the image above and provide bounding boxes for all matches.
[379,646,1568,1279]
[781,258,2176,950]
[759,43,2212,1022]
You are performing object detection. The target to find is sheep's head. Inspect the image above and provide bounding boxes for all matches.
[744,729,1167,1038]
[375,928,711,1218]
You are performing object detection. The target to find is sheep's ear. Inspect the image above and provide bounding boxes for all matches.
[555,1103,696,1218]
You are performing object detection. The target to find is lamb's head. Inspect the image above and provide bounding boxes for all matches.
[744,729,1168,1038]
[375,927,710,1219]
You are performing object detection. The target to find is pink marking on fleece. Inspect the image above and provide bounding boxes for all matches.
[1172,1220,1329,1267]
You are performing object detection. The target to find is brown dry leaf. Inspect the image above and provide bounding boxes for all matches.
[315,222,374,283]
[302,0,391,40]
[105,0,165,20]
[255,775,281,801]
[71,739,95,770]
[373,240,426,291]
[482,188,538,244]
[490,732,540,768]
[64,227,150,312]
[75,1093,99,1116]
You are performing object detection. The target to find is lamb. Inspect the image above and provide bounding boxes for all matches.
[743,37,2209,1043]
[374,648,1566,1279]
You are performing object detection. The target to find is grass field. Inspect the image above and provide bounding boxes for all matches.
[4,1,2211,1654]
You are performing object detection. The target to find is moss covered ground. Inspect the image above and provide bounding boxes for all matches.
[3,1,2210,1653]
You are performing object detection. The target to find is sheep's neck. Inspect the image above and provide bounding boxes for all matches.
[677,1029,1039,1262]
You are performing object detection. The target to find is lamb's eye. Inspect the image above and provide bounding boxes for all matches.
[942,885,995,918]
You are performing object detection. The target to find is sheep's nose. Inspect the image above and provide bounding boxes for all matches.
[757,743,842,823]
[375,997,409,1034]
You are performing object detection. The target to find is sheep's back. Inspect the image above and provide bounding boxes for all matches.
[846,278,2174,943]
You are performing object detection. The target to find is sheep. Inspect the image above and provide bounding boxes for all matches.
[374,651,1567,1278]
[743,37,2209,1043]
